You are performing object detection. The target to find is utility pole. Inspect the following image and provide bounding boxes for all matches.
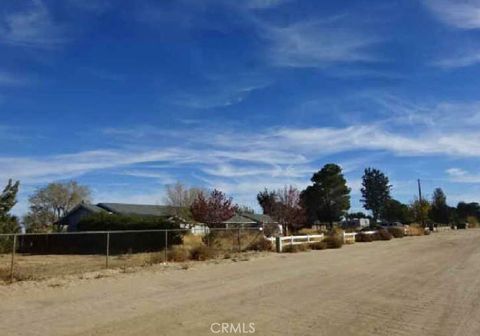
[417,179,422,203]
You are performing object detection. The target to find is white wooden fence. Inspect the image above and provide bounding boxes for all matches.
[342,231,377,244]
[269,231,378,252]
[267,234,324,252]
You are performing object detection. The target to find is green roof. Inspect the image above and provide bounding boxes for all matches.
[223,214,257,224]
[82,203,106,213]
[97,203,180,217]
[240,213,277,224]
[223,213,277,224]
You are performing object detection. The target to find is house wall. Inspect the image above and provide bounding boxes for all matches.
[66,208,96,232]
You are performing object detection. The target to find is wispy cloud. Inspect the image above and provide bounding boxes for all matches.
[433,49,480,69]
[0,71,29,86]
[424,0,480,29]
[0,0,67,48]
[446,168,480,183]
[259,18,381,68]
[172,74,270,109]
[244,0,290,9]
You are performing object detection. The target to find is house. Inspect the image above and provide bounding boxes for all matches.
[61,202,277,233]
[60,202,183,232]
[222,212,278,230]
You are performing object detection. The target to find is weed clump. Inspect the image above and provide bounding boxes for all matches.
[282,244,310,253]
[310,241,328,250]
[387,227,405,238]
[323,236,343,249]
[190,245,216,261]
[247,238,273,252]
[355,232,373,242]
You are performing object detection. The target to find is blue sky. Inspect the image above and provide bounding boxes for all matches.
[2,0,480,216]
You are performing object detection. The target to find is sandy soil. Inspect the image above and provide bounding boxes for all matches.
[1,230,480,336]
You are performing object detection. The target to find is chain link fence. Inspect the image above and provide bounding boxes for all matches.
[0,227,266,283]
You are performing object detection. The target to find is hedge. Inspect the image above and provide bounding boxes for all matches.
[19,213,184,255]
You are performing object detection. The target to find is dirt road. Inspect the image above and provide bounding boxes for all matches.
[1,230,480,336]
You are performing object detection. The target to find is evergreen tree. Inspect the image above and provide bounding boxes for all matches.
[429,188,450,225]
[0,179,20,233]
[361,168,391,223]
[301,164,351,229]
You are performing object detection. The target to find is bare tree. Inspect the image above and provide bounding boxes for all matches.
[163,182,204,221]
[26,181,91,231]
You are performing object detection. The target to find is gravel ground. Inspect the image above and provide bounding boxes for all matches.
[1,230,479,336]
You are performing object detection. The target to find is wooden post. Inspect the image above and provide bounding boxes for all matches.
[164,230,168,263]
[105,232,110,269]
[275,236,282,253]
[10,234,17,282]
[237,228,241,252]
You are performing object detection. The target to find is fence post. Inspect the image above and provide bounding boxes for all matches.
[10,234,17,282]
[164,230,168,263]
[105,232,110,269]
[275,236,282,253]
[237,228,241,252]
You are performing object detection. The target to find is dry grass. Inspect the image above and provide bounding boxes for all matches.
[406,225,426,236]
[283,244,310,253]
[190,245,217,261]
[296,228,321,235]
[310,241,328,250]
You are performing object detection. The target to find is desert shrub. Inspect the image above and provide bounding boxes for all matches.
[190,245,216,261]
[467,216,478,228]
[377,228,393,240]
[323,236,343,249]
[310,241,328,250]
[148,252,165,264]
[406,225,425,236]
[203,230,235,250]
[167,246,190,262]
[297,228,321,235]
[246,237,273,251]
[328,227,344,236]
[356,232,373,242]
[263,222,281,237]
[387,226,405,238]
[282,244,310,253]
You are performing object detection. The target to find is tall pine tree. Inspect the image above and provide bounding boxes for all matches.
[361,168,391,223]
[301,164,351,229]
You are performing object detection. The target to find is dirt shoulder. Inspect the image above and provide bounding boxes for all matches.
[1,230,480,336]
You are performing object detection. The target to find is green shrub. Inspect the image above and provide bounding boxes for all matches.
[247,237,273,251]
[387,226,405,238]
[355,232,373,242]
[310,241,328,250]
[323,236,343,249]
[78,213,180,231]
[190,245,216,261]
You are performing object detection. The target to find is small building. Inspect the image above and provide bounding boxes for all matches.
[222,212,279,233]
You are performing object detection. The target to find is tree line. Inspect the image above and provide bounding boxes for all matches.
[0,163,478,234]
